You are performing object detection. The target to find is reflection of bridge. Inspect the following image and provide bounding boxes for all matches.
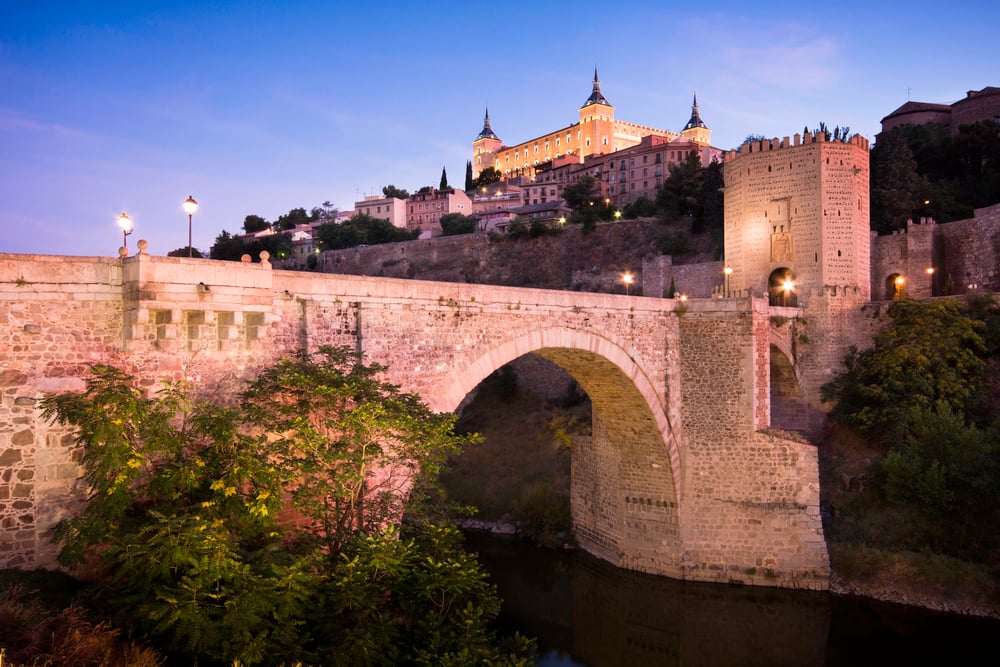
[0,250,829,588]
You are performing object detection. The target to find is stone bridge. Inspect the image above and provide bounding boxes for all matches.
[0,250,829,589]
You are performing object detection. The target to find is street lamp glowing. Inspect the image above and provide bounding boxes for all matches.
[723,265,733,297]
[622,271,634,295]
[183,196,198,258]
[558,216,566,225]
[926,267,935,275]
[117,212,133,250]
[613,210,622,220]
[782,278,795,293]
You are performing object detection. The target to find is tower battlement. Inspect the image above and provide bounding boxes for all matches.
[725,131,870,162]
[723,129,871,306]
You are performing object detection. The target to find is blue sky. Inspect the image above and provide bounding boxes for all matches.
[2,1,998,257]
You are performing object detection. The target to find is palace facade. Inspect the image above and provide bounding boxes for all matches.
[473,70,722,208]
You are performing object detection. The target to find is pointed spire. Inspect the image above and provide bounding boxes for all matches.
[476,105,499,140]
[684,92,708,131]
[582,67,611,108]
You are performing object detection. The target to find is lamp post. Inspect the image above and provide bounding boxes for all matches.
[183,195,198,257]
[894,275,905,299]
[117,212,133,251]
[926,267,935,297]
[723,265,733,298]
[622,271,633,296]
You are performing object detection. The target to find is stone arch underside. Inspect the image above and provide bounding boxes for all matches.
[429,327,684,576]
[769,344,808,432]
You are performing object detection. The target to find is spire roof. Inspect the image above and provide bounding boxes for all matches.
[581,67,612,108]
[683,93,708,131]
[476,107,499,141]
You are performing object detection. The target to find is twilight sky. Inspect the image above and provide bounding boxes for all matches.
[2,1,998,257]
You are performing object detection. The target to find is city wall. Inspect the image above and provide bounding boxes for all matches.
[0,250,828,589]
[870,203,1000,299]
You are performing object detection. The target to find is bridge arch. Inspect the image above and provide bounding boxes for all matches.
[769,324,809,432]
[427,326,685,572]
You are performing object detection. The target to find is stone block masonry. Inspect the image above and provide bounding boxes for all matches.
[0,249,828,589]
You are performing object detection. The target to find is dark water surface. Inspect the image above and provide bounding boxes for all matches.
[465,532,1000,667]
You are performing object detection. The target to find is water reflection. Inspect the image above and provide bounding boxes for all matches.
[466,532,1000,667]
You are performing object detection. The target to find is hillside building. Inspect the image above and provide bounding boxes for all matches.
[880,86,1000,134]
[354,195,408,228]
[473,72,722,209]
[406,187,472,236]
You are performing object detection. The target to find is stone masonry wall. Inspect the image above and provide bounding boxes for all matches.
[0,250,828,589]
[870,203,1000,299]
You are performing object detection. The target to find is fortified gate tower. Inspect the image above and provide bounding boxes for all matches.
[722,131,871,305]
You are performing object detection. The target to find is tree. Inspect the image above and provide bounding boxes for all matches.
[440,166,449,190]
[821,299,988,444]
[382,184,410,200]
[41,349,534,665]
[310,201,338,221]
[697,159,725,243]
[561,175,603,210]
[243,214,270,234]
[315,212,417,250]
[870,128,926,234]
[274,207,315,231]
[440,212,479,236]
[473,167,502,189]
[465,160,474,191]
[167,246,204,258]
[656,150,703,220]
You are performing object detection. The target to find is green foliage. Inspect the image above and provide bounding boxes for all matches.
[166,246,204,258]
[473,167,502,190]
[464,160,474,191]
[440,166,449,190]
[506,216,529,239]
[880,404,1000,557]
[209,230,292,262]
[655,150,702,219]
[870,128,926,233]
[274,207,316,231]
[652,154,723,241]
[822,299,987,443]
[873,121,1000,231]
[315,212,417,250]
[381,184,410,200]
[561,175,604,210]
[40,349,530,664]
[242,214,270,234]
[510,481,571,548]
[439,213,479,236]
[622,196,657,219]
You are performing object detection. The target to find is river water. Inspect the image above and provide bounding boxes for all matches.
[464,531,1000,667]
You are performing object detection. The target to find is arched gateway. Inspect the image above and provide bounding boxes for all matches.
[0,252,829,589]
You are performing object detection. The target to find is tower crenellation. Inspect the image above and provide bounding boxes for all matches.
[723,129,871,307]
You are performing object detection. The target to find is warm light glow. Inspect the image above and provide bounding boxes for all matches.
[183,195,199,215]
[613,210,622,219]
[622,272,634,285]
[723,266,733,276]
[679,293,688,301]
[926,267,935,275]
[117,212,133,234]
[782,279,795,293]
[558,216,566,225]
[895,276,905,286]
